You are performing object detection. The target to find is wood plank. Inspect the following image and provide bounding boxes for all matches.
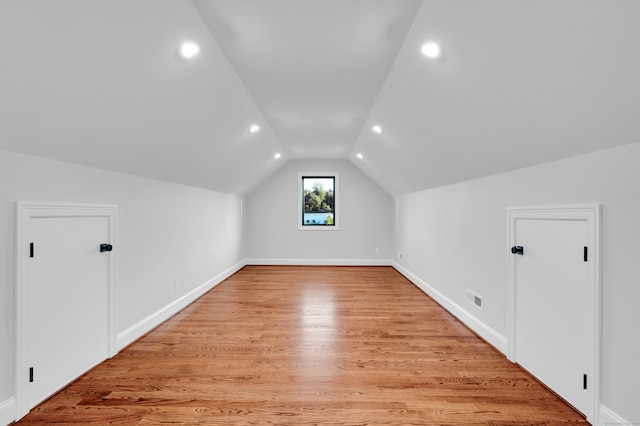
[18,266,587,424]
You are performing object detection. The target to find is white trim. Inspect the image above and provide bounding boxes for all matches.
[15,201,117,420]
[298,172,339,230]
[599,404,635,426]
[117,260,245,350]
[0,397,16,426]
[507,204,601,424]
[244,258,392,266]
[392,261,508,354]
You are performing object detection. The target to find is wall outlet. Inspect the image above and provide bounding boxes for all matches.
[375,247,380,255]
[398,252,404,260]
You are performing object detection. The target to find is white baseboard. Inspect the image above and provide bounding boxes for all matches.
[599,404,636,426]
[117,261,246,350]
[0,397,16,426]
[392,261,508,355]
[244,258,392,266]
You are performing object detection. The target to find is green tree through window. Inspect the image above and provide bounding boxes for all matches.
[301,176,336,227]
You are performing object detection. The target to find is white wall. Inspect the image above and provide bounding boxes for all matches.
[395,142,640,424]
[243,160,393,263]
[5,143,638,424]
[0,149,243,419]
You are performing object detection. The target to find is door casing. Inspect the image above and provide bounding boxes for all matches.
[15,202,117,420]
[507,205,600,424]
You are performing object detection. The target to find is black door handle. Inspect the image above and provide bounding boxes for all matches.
[511,245,523,255]
[100,243,113,253]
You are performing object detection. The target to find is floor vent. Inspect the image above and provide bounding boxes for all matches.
[466,289,483,311]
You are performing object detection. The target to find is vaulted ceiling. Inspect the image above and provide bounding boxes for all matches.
[1,0,639,195]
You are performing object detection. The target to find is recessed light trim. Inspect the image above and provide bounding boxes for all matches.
[421,41,441,59]
[179,41,200,59]
[372,125,383,135]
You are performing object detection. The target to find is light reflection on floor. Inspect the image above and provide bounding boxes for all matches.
[298,285,338,383]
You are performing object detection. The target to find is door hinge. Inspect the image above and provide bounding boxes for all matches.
[583,246,588,262]
[29,367,34,383]
[30,242,34,258]
[511,245,524,255]
[583,374,587,390]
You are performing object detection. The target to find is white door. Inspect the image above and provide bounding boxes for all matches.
[16,203,116,419]
[508,206,599,423]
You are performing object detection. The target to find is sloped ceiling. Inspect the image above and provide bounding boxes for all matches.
[351,0,640,194]
[0,0,285,195]
[1,0,639,195]
[192,0,422,160]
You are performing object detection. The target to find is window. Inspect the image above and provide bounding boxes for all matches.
[298,172,339,230]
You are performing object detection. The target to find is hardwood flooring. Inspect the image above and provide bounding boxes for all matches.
[18,266,587,425]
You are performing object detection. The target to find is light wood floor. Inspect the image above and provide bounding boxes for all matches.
[19,266,587,425]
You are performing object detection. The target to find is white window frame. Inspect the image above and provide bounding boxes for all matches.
[298,172,339,231]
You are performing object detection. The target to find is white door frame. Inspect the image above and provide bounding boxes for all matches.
[507,205,600,424]
[15,202,117,419]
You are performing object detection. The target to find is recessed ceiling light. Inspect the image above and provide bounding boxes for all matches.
[372,125,383,134]
[249,124,260,134]
[356,153,364,160]
[179,41,200,59]
[421,41,441,59]
[274,153,282,160]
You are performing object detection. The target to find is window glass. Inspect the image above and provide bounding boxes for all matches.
[298,173,339,230]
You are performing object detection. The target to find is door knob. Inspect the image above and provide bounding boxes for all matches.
[100,243,113,253]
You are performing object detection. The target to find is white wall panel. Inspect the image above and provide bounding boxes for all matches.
[395,142,640,424]
[0,149,243,409]
[243,160,392,262]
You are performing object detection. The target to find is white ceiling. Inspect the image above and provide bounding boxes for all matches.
[192,0,422,160]
[1,0,639,195]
